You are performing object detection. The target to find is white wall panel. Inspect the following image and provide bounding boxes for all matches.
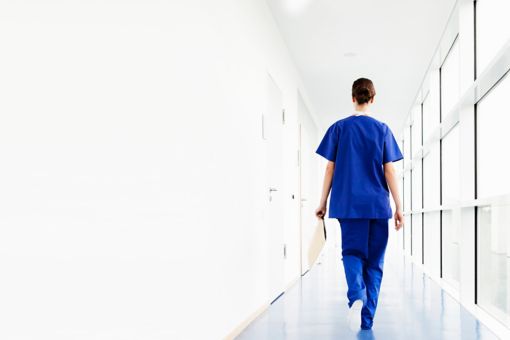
[0,1,319,338]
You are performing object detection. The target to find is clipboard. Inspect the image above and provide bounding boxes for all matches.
[308,217,327,267]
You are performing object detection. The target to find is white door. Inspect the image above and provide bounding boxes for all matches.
[297,93,319,274]
[265,73,285,302]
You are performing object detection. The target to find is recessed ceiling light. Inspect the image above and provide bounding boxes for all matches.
[344,52,357,57]
[282,0,311,14]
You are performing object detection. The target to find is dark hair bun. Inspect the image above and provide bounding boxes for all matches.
[359,87,370,95]
[352,78,375,104]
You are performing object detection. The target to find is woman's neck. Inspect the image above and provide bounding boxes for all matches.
[353,105,370,115]
[353,110,369,116]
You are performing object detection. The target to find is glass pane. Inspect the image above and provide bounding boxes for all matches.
[404,125,412,169]
[411,105,422,156]
[404,170,411,213]
[422,94,431,143]
[441,39,460,117]
[423,69,441,141]
[424,211,440,275]
[412,159,422,210]
[477,73,510,199]
[405,214,412,256]
[399,175,405,250]
[423,141,440,208]
[398,171,404,208]
[476,0,510,77]
[478,204,510,326]
[412,213,423,262]
[404,169,412,255]
[442,125,460,205]
[442,209,460,287]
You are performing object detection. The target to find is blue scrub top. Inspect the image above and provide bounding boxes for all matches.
[316,114,403,219]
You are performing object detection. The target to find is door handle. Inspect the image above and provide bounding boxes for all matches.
[268,187,278,202]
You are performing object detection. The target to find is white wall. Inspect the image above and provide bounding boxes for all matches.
[0,1,320,339]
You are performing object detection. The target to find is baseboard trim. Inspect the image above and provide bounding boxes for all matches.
[285,275,301,291]
[223,301,270,340]
[224,274,303,339]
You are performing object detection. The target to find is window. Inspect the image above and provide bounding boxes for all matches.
[477,73,510,199]
[439,39,461,288]
[412,160,422,211]
[442,209,460,287]
[476,72,510,325]
[477,204,510,326]
[405,213,412,256]
[421,69,441,272]
[404,125,412,169]
[422,69,441,141]
[442,126,460,204]
[423,143,440,208]
[441,39,460,118]
[424,211,440,276]
[412,213,423,263]
[400,171,405,250]
[476,0,510,77]
[404,170,412,255]
[411,105,422,211]
[411,105,422,158]
[412,158,422,262]
[441,125,460,287]
[404,170,412,213]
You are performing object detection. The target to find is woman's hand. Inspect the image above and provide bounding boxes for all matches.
[394,209,404,231]
[315,204,327,219]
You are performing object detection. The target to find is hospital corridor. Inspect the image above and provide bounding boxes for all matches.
[1,0,510,339]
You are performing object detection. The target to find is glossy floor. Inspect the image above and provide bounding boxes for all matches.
[237,231,499,339]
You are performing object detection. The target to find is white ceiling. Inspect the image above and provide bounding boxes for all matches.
[266,0,457,133]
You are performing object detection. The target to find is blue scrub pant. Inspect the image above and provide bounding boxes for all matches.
[337,218,389,329]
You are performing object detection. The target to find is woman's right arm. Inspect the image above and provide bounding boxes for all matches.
[315,160,335,219]
[383,162,404,230]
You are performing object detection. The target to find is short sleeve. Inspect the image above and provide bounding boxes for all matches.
[316,123,339,162]
[382,125,403,164]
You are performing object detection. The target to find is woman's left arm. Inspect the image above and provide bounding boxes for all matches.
[315,161,335,218]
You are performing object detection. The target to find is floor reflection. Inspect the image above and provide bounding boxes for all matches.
[237,233,499,340]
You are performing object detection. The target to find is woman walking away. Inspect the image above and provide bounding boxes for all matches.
[315,78,404,331]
